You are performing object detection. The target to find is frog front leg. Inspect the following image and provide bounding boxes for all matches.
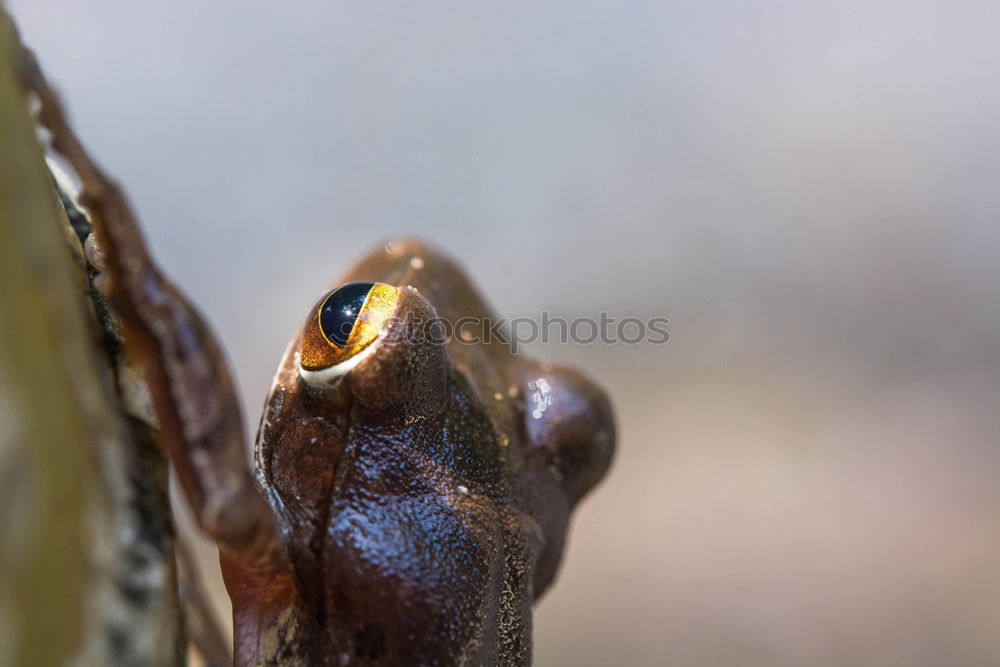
[20,51,287,573]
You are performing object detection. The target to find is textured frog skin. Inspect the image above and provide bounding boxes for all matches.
[222,238,615,666]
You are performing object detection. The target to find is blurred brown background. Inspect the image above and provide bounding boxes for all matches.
[10,2,1000,665]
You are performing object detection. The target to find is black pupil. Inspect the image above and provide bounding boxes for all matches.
[319,281,375,347]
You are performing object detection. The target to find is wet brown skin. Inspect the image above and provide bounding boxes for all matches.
[222,238,615,666]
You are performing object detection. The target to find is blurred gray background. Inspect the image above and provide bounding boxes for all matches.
[10,2,1000,665]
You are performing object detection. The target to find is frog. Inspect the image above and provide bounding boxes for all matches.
[21,48,615,666]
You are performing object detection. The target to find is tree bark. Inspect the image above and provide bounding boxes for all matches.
[0,8,184,666]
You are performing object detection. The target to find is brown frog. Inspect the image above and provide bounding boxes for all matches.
[23,49,615,666]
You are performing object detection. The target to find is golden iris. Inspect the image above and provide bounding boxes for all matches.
[300,281,399,372]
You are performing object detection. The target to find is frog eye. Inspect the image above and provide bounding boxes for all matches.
[299,281,400,385]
